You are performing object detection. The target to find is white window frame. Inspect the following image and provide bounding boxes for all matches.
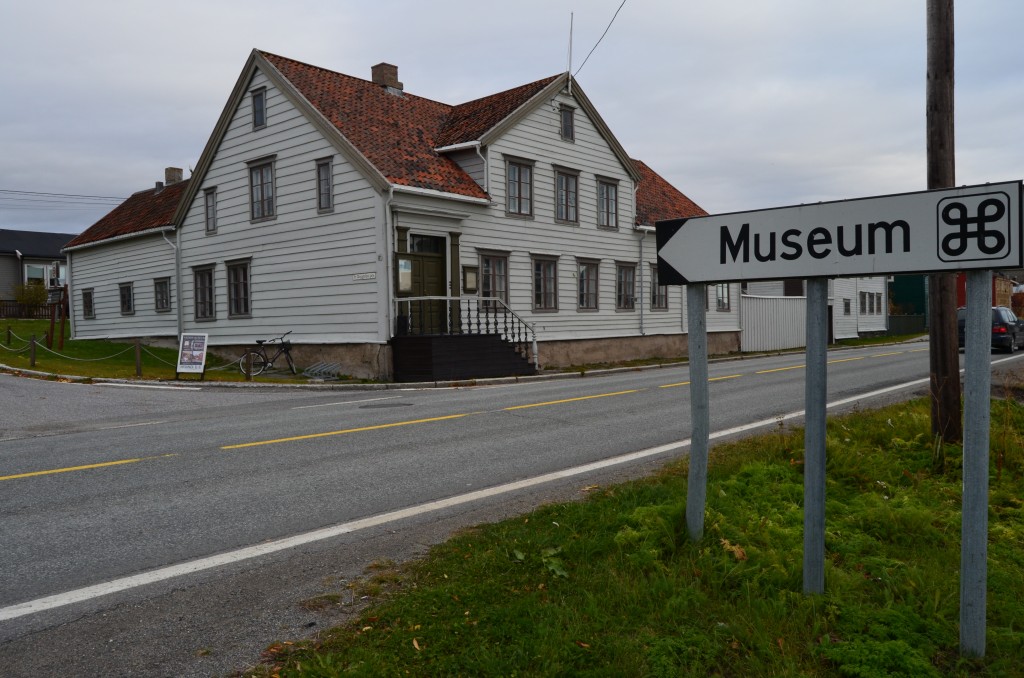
[616,264,636,310]
[118,282,134,316]
[194,265,216,321]
[578,260,599,311]
[555,169,579,223]
[248,159,276,221]
[532,257,558,311]
[506,159,533,217]
[153,277,171,313]
[598,179,618,229]
[227,260,251,318]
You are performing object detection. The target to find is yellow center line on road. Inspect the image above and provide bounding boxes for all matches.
[660,374,743,389]
[756,364,805,374]
[909,348,929,353]
[222,413,480,450]
[827,356,866,364]
[503,389,640,410]
[871,351,904,358]
[225,388,646,449]
[0,454,177,482]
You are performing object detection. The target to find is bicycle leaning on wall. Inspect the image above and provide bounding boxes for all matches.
[239,331,296,376]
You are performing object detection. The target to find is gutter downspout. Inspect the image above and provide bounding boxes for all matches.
[167,227,182,338]
[65,251,75,339]
[639,229,646,336]
[385,185,396,340]
[474,143,488,194]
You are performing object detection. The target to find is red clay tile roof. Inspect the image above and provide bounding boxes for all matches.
[632,159,707,225]
[435,75,560,148]
[64,180,189,249]
[261,52,489,199]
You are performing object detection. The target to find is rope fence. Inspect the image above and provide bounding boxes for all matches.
[2,324,257,380]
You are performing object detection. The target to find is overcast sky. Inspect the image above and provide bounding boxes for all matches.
[2,0,1022,235]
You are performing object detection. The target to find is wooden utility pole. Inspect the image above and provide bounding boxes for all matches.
[926,0,961,443]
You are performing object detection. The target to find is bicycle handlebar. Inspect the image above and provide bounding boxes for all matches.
[257,330,293,344]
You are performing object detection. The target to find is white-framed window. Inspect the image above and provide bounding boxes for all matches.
[480,254,508,306]
[194,265,216,321]
[204,188,217,233]
[651,264,668,310]
[616,264,636,310]
[506,160,533,216]
[578,260,599,310]
[249,160,275,220]
[227,260,251,318]
[559,104,575,141]
[316,158,333,211]
[154,278,171,313]
[251,88,267,129]
[81,288,95,319]
[532,257,558,311]
[598,179,618,229]
[715,283,730,312]
[555,170,579,223]
[118,282,134,315]
[843,298,851,316]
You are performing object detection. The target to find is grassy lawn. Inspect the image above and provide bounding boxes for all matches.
[245,396,1024,677]
[0,318,298,382]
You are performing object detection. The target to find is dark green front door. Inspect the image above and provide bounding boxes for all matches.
[396,235,447,334]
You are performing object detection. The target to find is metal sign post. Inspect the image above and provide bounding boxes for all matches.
[961,269,992,656]
[658,180,1022,654]
[685,284,710,541]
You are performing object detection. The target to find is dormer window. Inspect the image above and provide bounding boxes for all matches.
[252,88,267,129]
[559,105,575,141]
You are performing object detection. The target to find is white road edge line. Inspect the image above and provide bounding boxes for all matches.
[2,363,1012,623]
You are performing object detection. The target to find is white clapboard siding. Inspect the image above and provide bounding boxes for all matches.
[177,67,386,346]
[69,234,178,339]
[420,88,741,342]
[740,294,807,352]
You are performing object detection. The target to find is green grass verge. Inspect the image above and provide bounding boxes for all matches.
[0,319,295,382]
[246,397,1024,677]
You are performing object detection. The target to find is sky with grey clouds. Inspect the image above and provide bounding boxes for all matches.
[1,0,1022,235]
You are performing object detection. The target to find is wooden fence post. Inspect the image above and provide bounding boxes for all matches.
[135,339,142,377]
[245,352,253,382]
[30,334,36,367]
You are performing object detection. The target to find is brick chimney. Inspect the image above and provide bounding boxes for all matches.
[371,63,402,91]
[165,167,184,185]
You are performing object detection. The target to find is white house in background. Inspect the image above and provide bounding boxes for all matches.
[65,49,734,380]
[741,277,888,351]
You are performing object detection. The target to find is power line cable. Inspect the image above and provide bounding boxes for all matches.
[573,0,628,78]
[0,189,126,201]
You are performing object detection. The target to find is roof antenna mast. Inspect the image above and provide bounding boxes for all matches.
[567,12,573,96]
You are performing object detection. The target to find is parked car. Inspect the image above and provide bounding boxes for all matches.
[957,306,1024,353]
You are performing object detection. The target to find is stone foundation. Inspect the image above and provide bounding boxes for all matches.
[537,331,741,369]
[207,343,392,381]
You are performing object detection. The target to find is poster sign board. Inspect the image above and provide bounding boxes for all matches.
[176,333,209,375]
[657,181,1022,284]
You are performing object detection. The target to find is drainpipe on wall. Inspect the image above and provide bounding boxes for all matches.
[162,229,182,338]
[639,228,646,336]
[385,185,396,338]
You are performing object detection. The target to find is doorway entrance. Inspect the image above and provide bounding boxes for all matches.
[396,234,448,334]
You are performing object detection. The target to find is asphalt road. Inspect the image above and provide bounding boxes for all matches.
[1,343,1020,677]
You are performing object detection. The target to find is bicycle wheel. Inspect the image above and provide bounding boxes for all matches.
[284,351,297,375]
[239,351,268,376]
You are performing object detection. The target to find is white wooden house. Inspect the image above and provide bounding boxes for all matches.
[741,277,888,352]
[65,50,736,380]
